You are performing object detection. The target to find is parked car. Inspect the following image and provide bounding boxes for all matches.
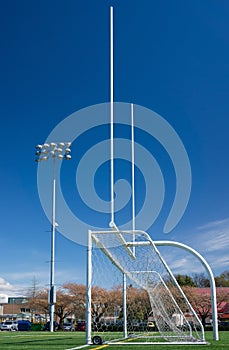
[147,321,156,331]
[1,320,18,331]
[17,320,31,331]
[219,321,229,327]
[76,321,86,331]
[43,321,59,331]
[63,322,75,331]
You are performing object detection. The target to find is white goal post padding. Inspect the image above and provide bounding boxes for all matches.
[86,229,206,345]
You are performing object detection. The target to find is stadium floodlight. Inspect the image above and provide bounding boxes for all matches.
[36,144,42,150]
[35,142,72,332]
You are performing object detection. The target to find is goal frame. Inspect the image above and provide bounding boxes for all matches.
[86,228,207,346]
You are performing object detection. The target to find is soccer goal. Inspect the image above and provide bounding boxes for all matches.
[86,228,206,345]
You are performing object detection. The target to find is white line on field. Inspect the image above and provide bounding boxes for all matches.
[65,345,90,350]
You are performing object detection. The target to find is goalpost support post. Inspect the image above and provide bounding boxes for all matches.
[86,230,92,345]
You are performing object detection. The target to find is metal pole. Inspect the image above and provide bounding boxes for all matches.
[123,273,127,338]
[110,6,114,226]
[131,103,135,256]
[50,157,56,332]
[86,230,92,345]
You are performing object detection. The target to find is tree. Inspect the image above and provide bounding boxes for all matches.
[62,283,152,327]
[28,289,50,320]
[192,273,210,288]
[54,289,75,329]
[183,287,211,327]
[105,285,122,319]
[175,274,196,287]
[26,277,42,322]
[215,271,229,287]
[125,285,151,322]
[62,283,86,320]
[27,282,79,327]
[183,286,229,327]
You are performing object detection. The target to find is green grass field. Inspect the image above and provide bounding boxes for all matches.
[0,331,228,350]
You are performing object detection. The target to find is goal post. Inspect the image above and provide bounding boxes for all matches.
[86,228,206,345]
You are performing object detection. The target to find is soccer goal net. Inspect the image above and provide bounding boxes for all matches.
[86,229,206,345]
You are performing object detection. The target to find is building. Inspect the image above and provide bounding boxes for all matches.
[0,296,47,323]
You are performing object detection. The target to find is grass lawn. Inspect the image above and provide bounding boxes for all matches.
[0,331,228,350]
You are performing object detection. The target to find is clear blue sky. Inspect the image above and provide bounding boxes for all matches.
[0,0,229,296]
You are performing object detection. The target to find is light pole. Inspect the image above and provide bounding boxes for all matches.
[35,142,71,332]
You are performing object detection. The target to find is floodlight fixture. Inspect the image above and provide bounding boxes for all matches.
[36,144,42,150]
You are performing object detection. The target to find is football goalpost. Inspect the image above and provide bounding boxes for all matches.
[86,228,206,345]
[85,7,207,345]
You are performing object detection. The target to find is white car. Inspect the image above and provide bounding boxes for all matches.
[63,322,75,331]
[1,321,18,331]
